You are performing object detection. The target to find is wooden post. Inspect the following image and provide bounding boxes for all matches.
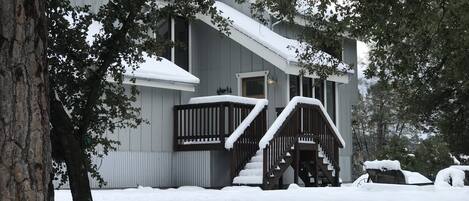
[220,104,226,145]
[294,142,299,184]
[173,107,178,151]
[313,149,319,187]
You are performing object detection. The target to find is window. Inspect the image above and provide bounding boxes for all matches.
[156,18,171,60]
[242,76,265,98]
[314,79,325,104]
[289,75,300,100]
[174,17,189,71]
[326,81,336,123]
[156,17,190,71]
[302,77,313,98]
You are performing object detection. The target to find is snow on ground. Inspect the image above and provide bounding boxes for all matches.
[55,184,469,201]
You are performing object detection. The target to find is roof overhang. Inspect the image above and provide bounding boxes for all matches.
[196,2,350,84]
[121,76,197,92]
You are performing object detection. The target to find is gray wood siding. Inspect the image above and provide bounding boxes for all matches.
[184,20,289,125]
[115,86,180,152]
[336,38,358,182]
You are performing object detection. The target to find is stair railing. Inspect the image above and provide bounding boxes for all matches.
[300,103,342,184]
[261,106,301,186]
[229,106,267,180]
[259,97,344,187]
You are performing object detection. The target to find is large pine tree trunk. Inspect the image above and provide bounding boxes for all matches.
[0,0,51,200]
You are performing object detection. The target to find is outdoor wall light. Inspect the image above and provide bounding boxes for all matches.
[267,74,277,85]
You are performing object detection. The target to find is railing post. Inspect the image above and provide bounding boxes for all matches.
[228,103,234,134]
[262,147,267,188]
[220,104,225,145]
[334,140,340,186]
[173,106,178,151]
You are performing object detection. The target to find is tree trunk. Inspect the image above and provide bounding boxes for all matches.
[0,0,51,201]
[50,95,93,201]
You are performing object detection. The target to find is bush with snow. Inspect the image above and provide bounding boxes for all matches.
[434,167,465,187]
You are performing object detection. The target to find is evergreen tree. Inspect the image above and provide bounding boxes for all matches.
[46,0,229,200]
[249,0,469,157]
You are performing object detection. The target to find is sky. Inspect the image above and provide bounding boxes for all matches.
[356,41,371,95]
[356,41,370,80]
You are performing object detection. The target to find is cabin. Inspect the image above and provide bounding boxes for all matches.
[71,0,358,189]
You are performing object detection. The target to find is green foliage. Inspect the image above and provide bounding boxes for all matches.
[47,0,229,187]
[376,136,413,168]
[410,136,453,179]
[347,0,469,155]
[248,0,350,79]
[255,0,469,156]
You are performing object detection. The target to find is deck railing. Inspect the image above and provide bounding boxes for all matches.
[299,104,341,169]
[174,102,254,150]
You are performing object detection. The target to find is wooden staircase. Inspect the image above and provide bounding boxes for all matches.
[232,97,344,189]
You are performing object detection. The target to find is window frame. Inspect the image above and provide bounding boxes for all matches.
[236,71,269,99]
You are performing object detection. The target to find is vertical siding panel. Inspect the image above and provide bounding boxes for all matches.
[151,88,163,152]
[162,90,172,151]
[230,41,241,94]
[129,89,142,151]
[240,48,251,72]
[140,87,152,151]
[89,152,173,188]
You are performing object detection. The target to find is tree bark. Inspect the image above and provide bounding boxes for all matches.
[0,0,51,201]
[50,95,93,201]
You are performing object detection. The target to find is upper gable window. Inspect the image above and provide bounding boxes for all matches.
[156,17,190,72]
[174,17,189,71]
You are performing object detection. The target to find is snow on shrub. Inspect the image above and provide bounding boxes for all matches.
[363,160,401,171]
[434,167,465,187]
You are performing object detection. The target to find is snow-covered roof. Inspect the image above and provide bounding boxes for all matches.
[124,55,199,85]
[122,55,199,91]
[84,19,199,91]
[197,1,349,83]
[363,160,401,171]
[259,96,345,149]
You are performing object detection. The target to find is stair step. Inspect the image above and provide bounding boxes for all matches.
[251,156,263,162]
[239,168,262,176]
[245,162,263,169]
[233,176,263,184]
[256,150,263,155]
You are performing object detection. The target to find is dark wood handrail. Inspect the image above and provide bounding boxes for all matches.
[174,101,255,150]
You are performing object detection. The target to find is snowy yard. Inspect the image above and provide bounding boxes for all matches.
[55,184,469,201]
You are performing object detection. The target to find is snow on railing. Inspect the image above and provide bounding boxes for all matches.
[258,96,345,149]
[188,95,261,105]
[188,95,268,149]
